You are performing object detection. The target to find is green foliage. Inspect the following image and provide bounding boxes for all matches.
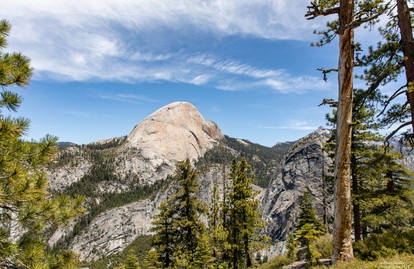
[0,19,84,268]
[150,159,212,268]
[255,254,294,269]
[353,228,414,261]
[84,136,126,151]
[323,89,414,242]
[286,233,297,260]
[85,235,152,269]
[293,189,326,265]
[226,157,270,268]
[208,186,230,265]
[314,234,333,259]
[114,250,141,269]
[311,254,414,269]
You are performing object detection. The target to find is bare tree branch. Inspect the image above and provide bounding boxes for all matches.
[317,68,338,81]
[305,3,339,20]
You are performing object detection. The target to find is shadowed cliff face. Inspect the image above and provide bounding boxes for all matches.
[261,128,333,248]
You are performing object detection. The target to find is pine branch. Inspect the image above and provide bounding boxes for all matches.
[319,98,337,107]
[317,68,338,81]
[348,2,392,29]
[378,84,408,116]
[385,121,412,142]
[305,3,339,20]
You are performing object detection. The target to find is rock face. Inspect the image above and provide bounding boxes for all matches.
[70,199,154,261]
[261,127,333,255]
[46,147,91,192]
[126,101,223,164]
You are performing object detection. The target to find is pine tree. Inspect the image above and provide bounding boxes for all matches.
[170,159,209,266]
[150,199,175,268]
[323,89,414,245]
[209,186,229,267]
[286,233,298,260]
[306,0,391,262]
[294,189,326,265]
[227,157,269,269]
[150,159,212,268]
[0,19,84,268]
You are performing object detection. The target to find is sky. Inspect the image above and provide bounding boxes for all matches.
[0,0,396,146]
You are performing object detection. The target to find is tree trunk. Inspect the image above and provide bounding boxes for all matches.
[333,0,355,262]
[351,154,361,241]
[397,0,414,133]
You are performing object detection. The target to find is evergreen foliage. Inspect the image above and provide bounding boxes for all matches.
[84,235,152,269]
[150,159,213,268]
[226,157,270,269]
[0,19,84,268]
[293,189,326,265]
[323,90,414,243]
[208,186,229,266]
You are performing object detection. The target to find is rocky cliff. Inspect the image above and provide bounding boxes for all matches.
[261,127,333,255]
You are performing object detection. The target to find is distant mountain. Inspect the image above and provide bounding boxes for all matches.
[44,103,338,262]
[57,141,78,148]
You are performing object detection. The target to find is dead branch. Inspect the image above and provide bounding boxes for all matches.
[317,67,338,81]
[305,3,339,20]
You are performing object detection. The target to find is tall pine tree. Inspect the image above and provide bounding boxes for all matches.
[226,157,269,269]
[150,159,213,268]
[306,0,391,262]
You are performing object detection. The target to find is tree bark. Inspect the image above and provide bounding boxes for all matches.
[351,153,361,241]
[333,0,355,262]
[397,0,414,133]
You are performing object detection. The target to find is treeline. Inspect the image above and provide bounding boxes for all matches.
[198,136,293,188]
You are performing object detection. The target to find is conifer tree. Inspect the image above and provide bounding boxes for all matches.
[227,157,269,269]
[209,186,229,266]
[0,19,84,268]
[150,159,212,268]
[170,159,209,266]
[150,199,175,268]
[306,0,391,262]
[293,189,326,265]
[323,89,414,242]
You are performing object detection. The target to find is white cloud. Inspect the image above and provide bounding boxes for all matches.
[260,120,318,131]
[98,94,158,103]
[0,0,333,93]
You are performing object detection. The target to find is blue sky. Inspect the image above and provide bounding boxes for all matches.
[1,0,392,146]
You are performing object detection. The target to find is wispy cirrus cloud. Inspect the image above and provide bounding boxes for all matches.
[259,120,318,131]
[98,93,159,104]
[1,0,332,93]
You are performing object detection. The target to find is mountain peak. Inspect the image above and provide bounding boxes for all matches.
[125,101,223,163]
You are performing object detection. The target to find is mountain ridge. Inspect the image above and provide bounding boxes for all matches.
[46,102,335,262]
